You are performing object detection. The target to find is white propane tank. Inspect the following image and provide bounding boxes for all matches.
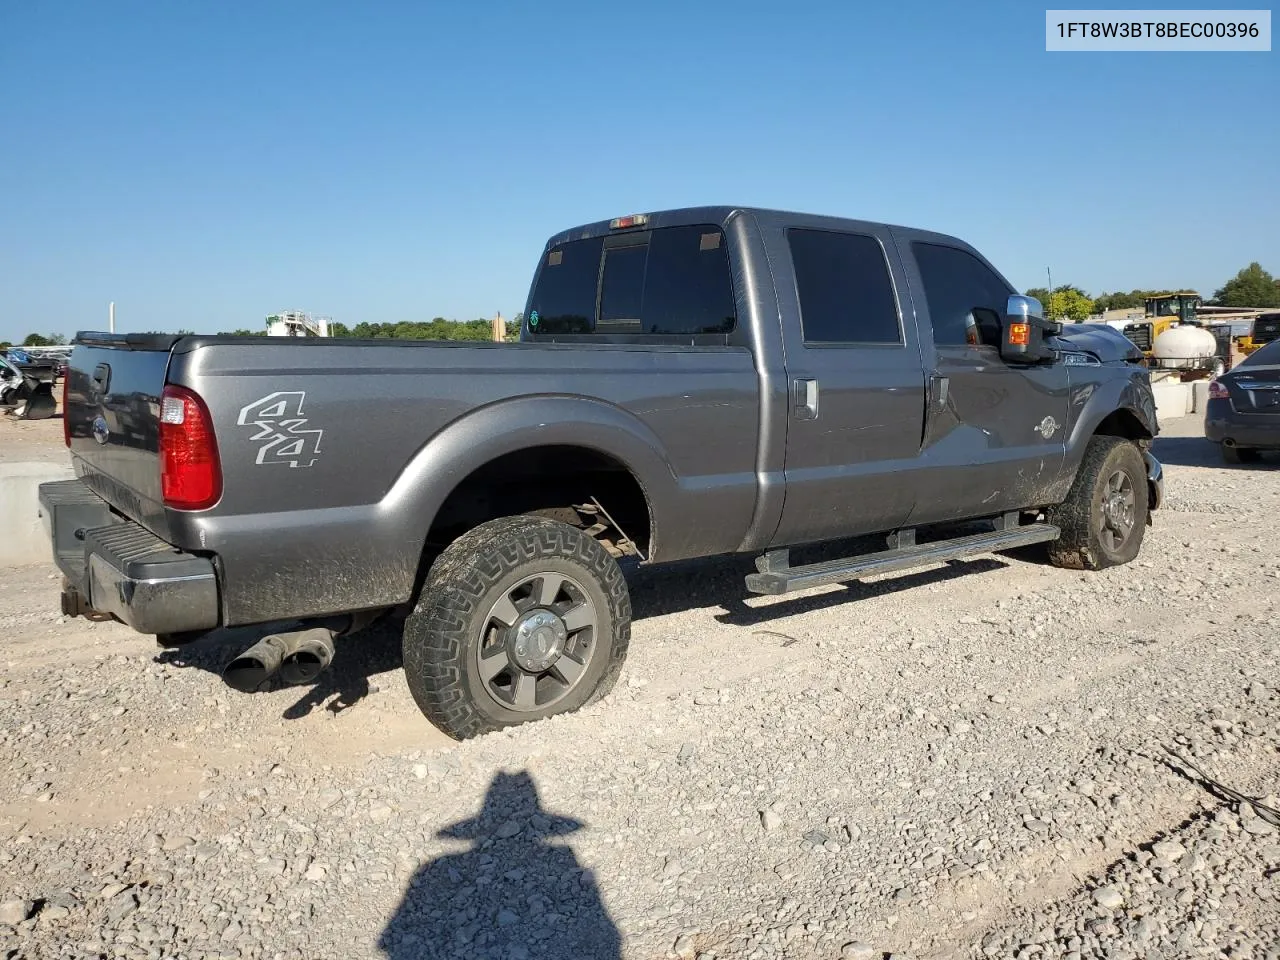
[1152,324,1217,369]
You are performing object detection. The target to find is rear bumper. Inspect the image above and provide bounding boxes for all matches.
[1205,400,1280,448]
[37,478,220,635]
[1144,451,1164,512]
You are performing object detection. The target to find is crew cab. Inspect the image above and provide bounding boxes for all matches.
[40,206,1163,740]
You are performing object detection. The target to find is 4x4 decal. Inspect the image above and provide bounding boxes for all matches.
[236,392,323,468]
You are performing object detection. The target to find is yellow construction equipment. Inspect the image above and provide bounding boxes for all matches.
[1121,292,1201,354]
[1236,311,1280,356]
[1120,292,1234,378]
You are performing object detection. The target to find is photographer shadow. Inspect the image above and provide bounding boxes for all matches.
[379,771,620,960]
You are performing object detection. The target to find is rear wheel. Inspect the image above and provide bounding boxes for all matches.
[1221,444,1261,464]
[402,515,631,740]
[1047,436,1148,570]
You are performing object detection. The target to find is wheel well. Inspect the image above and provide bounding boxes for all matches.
[425,445,653,560]
[1092,409,1152,442]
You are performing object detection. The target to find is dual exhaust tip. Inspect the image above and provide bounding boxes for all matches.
[222,625,338,693]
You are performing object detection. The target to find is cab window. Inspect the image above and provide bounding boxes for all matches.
[912,242,1011,348]
[527,225,736,337]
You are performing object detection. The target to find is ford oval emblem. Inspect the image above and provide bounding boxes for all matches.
[92,416,110,445]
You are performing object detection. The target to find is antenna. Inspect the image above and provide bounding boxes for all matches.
[1046,268,1055,319]
[109,301,115,333]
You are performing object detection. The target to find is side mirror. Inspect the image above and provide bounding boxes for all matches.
[1001,295,1060,364]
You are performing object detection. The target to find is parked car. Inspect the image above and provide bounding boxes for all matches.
[40,206,1163,739]
[1206,337,1280,463]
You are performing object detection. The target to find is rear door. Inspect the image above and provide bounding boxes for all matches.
[768,223,928,547]
[896,237,1069,525]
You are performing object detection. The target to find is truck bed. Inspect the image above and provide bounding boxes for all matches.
[64,333,763,625]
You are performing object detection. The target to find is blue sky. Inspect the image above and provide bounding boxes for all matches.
[1,1,1275,341]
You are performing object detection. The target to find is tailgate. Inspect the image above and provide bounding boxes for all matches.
[65,333,181,527]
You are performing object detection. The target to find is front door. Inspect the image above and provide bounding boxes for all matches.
[768,224,928,547]
[897,237,1069,526]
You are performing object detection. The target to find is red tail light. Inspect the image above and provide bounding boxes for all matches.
[159,385,222,509]
[62,374,71,446]
[1208,379,1230,400]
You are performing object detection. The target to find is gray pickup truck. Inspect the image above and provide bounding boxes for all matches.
[40,206,1163,740]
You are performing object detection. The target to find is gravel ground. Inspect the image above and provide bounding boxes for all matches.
[0,409,67,463]
[2,414,1278,960]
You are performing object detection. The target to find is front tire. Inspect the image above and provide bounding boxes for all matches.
[1047,436,1148,570]
[402,515,631,740]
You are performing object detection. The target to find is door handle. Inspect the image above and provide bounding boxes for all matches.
[792,378,819,420]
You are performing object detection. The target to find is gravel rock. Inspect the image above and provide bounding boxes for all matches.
[1152,839,1186,862]
[0,900,32,925]
[841,941,876,959]
[2,415,1278,960]
[1093,886,1124,910]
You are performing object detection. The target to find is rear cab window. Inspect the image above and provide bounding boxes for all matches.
[786,229,902,345]
[527,224,736,340]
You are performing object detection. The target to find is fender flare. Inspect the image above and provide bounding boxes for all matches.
[1058,375,1157,494]
[378,395,677,557]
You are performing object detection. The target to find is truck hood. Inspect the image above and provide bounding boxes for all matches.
[1052,324,1145,364]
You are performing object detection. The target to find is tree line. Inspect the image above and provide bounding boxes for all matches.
[1026,262,1280,322]
[2,318,522,350]
[217,317,523,341]
[2,332,70,348]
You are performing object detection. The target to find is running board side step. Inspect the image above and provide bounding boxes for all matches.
[745,523,1061,596]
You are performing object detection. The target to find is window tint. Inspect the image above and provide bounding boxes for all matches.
[787,229,900,344]
[912,242,1012,347]
[598,243,646,333]
[528,236,603,334]
[641,226,736,334]
[526,225,736,337]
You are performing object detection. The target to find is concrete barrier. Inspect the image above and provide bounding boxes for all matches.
[1151,380,1193,421]
[0,461,74,567]
[1192,380,1211,414]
